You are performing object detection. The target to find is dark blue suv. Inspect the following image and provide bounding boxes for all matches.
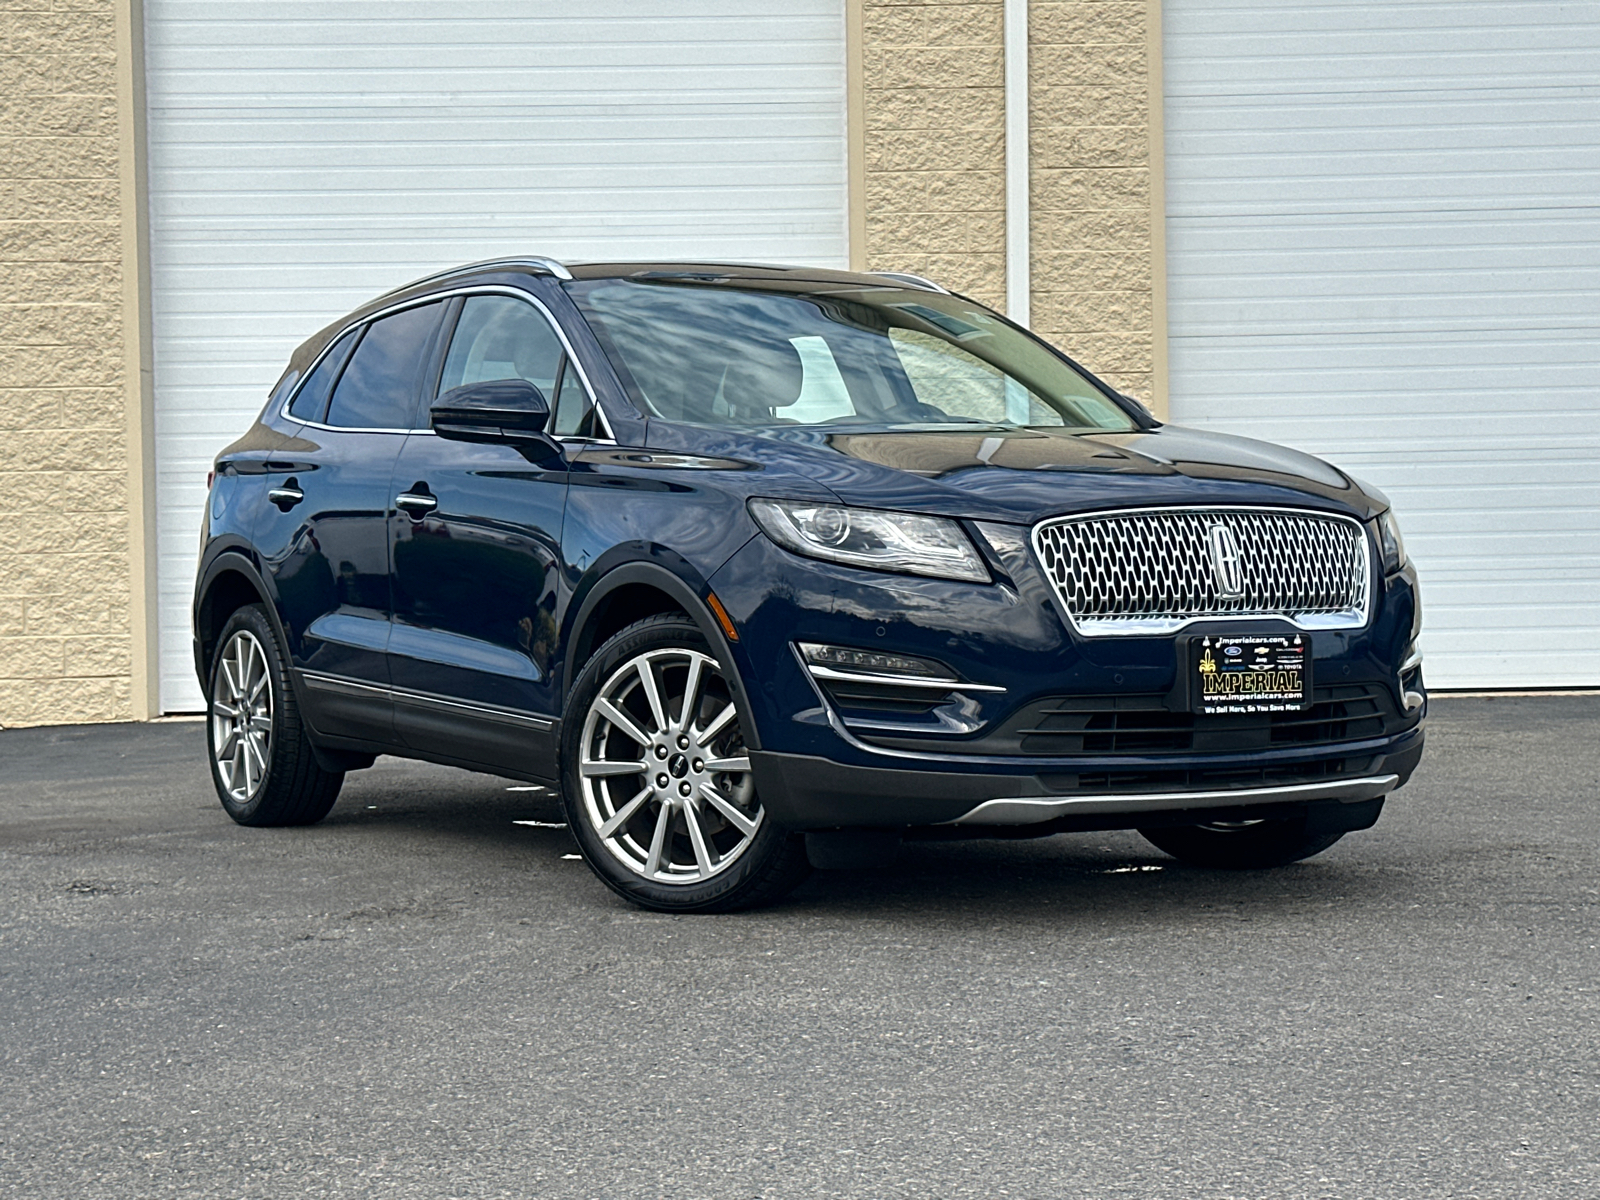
[194,258,1425,911]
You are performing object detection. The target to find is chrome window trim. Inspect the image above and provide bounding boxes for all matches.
[291,421,416,436]
[277,284,613,442]
[1029,504,1374,638]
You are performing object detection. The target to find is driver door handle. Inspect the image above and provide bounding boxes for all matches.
[395,490,438,515]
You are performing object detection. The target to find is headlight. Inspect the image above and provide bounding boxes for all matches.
[748,498,990,583]
[1376,508,1407,574]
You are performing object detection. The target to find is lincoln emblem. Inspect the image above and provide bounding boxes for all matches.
[1206,524,1246,599]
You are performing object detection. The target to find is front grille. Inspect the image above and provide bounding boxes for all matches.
[1032,507,1370,635]
[1014,684,1394,756]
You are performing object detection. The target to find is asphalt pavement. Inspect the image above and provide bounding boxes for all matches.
[1,696,1597,1198]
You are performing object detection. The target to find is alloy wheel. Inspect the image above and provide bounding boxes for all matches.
[577,648,762,884]
[211,629,273,802]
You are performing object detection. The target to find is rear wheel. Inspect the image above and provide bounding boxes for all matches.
[560,614,809,912]
[207,604,343,826]
[1139,816,1343,869]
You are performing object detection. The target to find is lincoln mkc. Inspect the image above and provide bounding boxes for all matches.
[194,258,1425,910]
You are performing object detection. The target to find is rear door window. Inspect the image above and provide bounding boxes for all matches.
[325,301,444,429]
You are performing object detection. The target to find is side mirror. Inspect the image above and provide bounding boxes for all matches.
[431,379,552,444]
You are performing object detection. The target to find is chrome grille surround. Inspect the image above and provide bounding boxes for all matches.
[1030,506,1372,637]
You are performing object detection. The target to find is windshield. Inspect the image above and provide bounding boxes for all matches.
[563,277,1139,433]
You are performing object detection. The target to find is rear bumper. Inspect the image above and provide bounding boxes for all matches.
[749,727,1424,832]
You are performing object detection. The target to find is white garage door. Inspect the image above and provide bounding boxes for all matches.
[145,1,847,711]
[1163,1,1600,688]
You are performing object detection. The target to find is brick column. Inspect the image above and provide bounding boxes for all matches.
[856,0,1161,405]
[859,0,1007,310]
[0,0,138,725]
[1029,0,1156,400]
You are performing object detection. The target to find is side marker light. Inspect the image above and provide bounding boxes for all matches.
[705,591,739,642]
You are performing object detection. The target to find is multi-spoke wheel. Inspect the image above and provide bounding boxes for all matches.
[580,646,760,883]
[211,629,273,803]
[561,614,810,911]
[205,604,343,827]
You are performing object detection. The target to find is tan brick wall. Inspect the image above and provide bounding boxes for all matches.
[859,0,1007,309]
[0,0,136,727]
[858,0,1158,399]
[1029,0,1154,398]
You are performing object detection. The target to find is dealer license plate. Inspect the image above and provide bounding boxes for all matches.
[1193,634,1309,715]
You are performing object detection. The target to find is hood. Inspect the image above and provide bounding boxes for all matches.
[647,421,1384,524]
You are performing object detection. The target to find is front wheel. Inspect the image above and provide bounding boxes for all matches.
[1138,817,1344,869]
[560,614,810,912]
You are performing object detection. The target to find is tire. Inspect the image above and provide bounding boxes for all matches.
[1138,816,1344,869]
[559,613,810,912]
[206,604,344,827]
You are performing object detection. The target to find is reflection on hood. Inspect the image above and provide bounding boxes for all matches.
[813,423,1351,490]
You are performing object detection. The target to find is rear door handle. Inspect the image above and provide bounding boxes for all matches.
[267,484,304,510]
[395,491,438,515]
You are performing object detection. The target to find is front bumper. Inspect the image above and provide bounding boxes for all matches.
[749,724,1424,832]
[712,515,1427,833]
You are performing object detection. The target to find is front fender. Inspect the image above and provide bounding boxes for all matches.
[560,554,762,751]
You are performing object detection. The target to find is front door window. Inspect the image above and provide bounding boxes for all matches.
[438,295,564,397]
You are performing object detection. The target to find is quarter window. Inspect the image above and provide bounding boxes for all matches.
[324,301,444,429]
[439,295,564,400]
[286,327,359,423]
[551,359,599,437]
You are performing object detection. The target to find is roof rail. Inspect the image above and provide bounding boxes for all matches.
[387,255,573,295]
[871,271,949,294]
